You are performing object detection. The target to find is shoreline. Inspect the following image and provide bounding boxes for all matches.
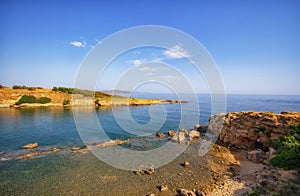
[0,87,185,108]
[1,137,299,195]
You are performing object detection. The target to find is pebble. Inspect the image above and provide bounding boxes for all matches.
[159,185,169,191]
[183,161,190,168]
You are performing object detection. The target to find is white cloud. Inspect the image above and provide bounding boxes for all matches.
[152,57,163,63]
[132,59,144,66]
[70,41,86,48]
[163,45,190,59]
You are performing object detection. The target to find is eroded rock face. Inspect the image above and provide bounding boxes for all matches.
[209,111,300,149]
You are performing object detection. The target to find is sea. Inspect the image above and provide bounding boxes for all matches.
[0,94,299,152]
[0,94,299,195]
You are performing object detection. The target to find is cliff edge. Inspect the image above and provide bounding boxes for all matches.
[209,111,300,149]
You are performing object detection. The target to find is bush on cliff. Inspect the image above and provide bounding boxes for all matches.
[16,95,51,105]
[270,124,300,169]
[52,86,73,94]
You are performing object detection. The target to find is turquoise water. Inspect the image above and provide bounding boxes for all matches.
[0,94,299,195]
[0,94,299,152]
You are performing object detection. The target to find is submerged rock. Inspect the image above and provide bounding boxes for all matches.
[52,147,60,152]
[22,142,38,149]
[96,139,129,147]
[71,147,86,154]
[22,152,39,159]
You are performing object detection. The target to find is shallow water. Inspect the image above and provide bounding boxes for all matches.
[0,94,299,195]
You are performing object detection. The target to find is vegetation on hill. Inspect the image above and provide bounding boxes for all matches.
[62,99,70,106]
[16,95,51,105]
[12,85,43,90]
[270,124,300,169]
[52,86,115,98]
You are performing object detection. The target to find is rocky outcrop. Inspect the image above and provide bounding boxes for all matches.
[22,142,39,149]
[0,87,182,107]
[209,111,300,149]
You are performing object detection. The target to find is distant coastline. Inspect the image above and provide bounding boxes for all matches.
[0,85,184,108]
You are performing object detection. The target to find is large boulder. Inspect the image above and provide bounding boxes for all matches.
[209,111,300,149]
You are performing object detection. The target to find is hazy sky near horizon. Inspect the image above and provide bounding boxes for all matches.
[0,0,299,95]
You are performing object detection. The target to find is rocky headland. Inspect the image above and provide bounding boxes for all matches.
[209,111,300,149]
[0,86,183,108]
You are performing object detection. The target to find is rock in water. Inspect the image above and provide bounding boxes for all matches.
[156,132,164,138]
[189,130,200,139]
[194,124,201,130]
[22,152,39,159]
[52,147,60,152]
[22,142,38,149]
[168,130,176,137]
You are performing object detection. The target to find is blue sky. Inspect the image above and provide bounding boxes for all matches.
[0,0,299,94]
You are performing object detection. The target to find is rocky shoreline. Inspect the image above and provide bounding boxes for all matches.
[1,111,299,195]
[0,87,184,108]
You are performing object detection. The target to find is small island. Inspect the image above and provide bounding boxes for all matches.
[0,85,184,108]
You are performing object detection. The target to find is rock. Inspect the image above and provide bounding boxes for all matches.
[189,130,200,139]
[71,147,86,154]
[210,112,300,149]
[147,194,155,196]
[247,150,265,163]
[133,170,143,175]
[22,152,39,159]
[144,169,155,175]
[179,189,196,196]
[22,142,38,149]
[178,132,186,143]
[52,147,60,152]
[159,185,169,191]
[183,161,190,168]
[194,124,201,130]
[168,130,176,137]
[171,131,186,143]
[96,139,128,147]
[156,132,164,138]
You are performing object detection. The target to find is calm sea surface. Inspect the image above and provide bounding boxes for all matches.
[0,94,299,152]
[0,94,300,195]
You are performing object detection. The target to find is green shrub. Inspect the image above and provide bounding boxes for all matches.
[269,123,300,169]
[36,97,51,104]
[63,99,70,105]
[13,85,24,89]
[16,95,51,105]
